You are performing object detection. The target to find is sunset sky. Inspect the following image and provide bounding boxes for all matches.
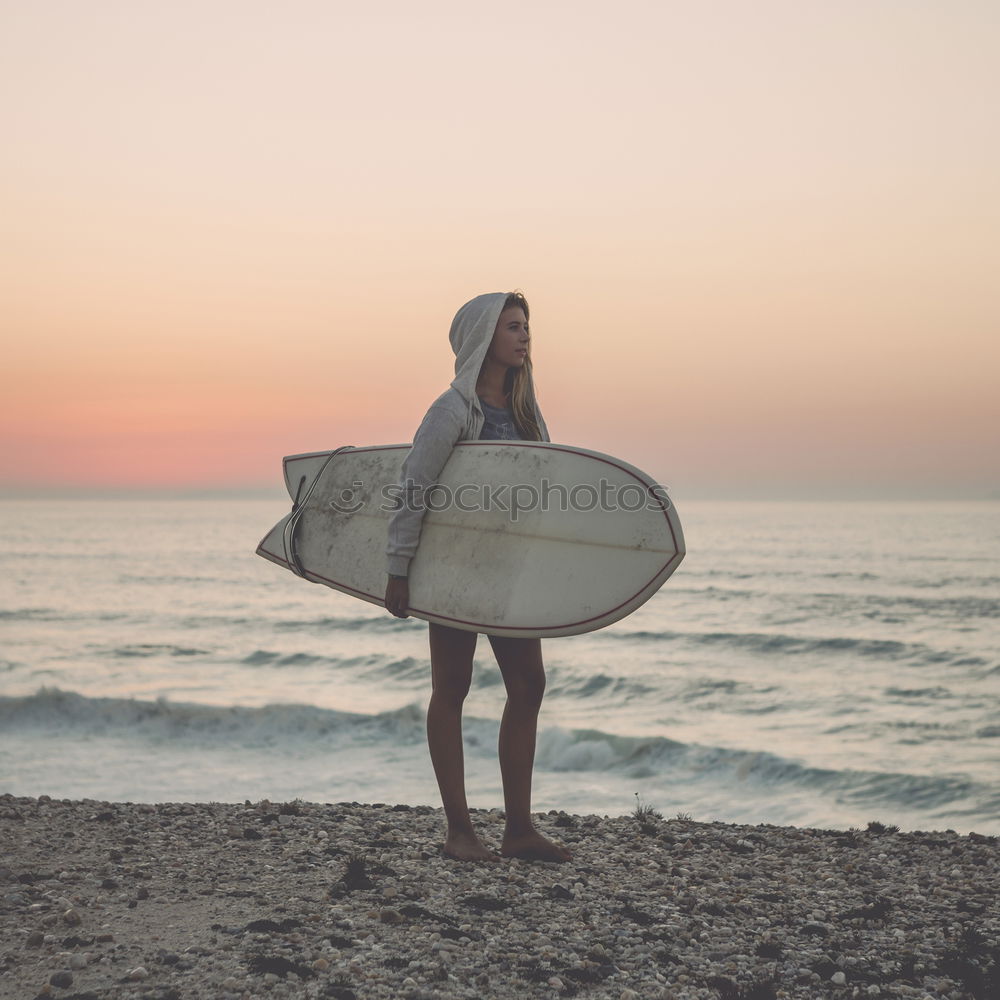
[2,0,997,499]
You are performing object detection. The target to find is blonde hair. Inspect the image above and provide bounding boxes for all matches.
[501,291,543,441]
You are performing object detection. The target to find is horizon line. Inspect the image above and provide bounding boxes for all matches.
[1,486,998,503]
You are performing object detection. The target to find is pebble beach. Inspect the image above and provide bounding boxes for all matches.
[2,796,998,1000]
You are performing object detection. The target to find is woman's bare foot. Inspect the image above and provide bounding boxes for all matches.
[501,828,573,862]
[442,829,500,862]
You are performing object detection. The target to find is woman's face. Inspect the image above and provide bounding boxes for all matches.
[487,306,530,368]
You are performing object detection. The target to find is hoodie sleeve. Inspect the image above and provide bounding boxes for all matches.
[385,401,465,577]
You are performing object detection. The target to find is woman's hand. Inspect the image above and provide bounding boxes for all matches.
[385,576,410,618]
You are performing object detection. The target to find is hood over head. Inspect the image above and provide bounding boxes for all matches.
[448,292,509,403]
[446,290,546,441]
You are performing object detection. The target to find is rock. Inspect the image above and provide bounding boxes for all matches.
[61,909,82,927]
[27,931,45,947]
[127,966,149,980]
[49,971,73,989]
[801,921,829,937]
[831,970,847,985]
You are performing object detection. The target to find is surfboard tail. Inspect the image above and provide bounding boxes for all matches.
[255,514,293,569]
[258,447,358,575]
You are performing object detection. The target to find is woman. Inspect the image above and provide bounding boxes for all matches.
[384,291,571,863]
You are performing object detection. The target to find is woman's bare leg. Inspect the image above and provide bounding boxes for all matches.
[489,635,572,862]
[427,622,497,861]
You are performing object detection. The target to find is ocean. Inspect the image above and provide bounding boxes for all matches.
[1,498,998,835]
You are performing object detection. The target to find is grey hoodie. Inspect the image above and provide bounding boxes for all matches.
[385,292,550,577]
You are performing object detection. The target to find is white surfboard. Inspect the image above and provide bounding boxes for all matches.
[256,441,685,638]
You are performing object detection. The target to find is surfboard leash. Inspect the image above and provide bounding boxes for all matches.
[282,446,354,579]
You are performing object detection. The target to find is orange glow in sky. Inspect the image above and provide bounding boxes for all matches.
[2,1,998,497]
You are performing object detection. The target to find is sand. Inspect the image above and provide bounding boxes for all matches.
[1,795,997,999]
